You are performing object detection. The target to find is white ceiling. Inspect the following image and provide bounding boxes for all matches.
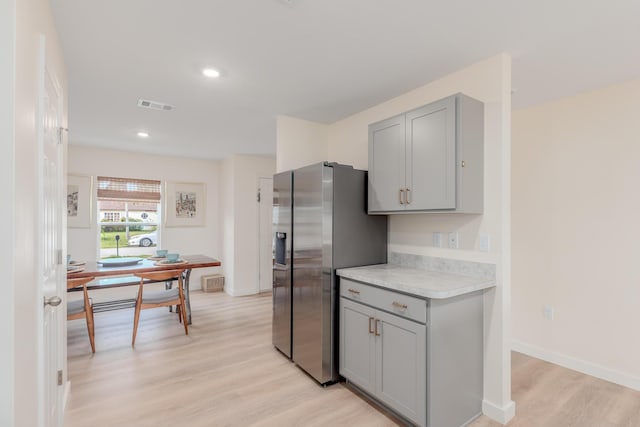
[51,0,640,160]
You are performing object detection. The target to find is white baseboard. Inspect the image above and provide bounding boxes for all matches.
[482,399,515,424]
[227,288,261,297]
[63,380,71,410]
[512,341,640,391]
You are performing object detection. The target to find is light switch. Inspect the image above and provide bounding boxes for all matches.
[433,232,442,248]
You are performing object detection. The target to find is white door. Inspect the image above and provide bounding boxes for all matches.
[39,36,65,427]
[258,177,273,292]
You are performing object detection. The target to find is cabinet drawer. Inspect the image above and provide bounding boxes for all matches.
[340,278,427,324]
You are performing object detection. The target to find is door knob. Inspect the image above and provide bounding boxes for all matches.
[44,296,62,307]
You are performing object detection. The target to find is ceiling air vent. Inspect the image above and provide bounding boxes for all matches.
[137,99,175,111]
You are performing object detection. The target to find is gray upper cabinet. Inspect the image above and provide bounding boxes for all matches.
[368,114,405,212]
[368,93,484,214]
[406,97,456,210]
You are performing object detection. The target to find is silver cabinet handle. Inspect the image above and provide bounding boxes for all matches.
[392,301,408,310]
[375,319,381,336]
[399,189,404,205]
[347,288,360,295]
[368,317,374,334]
[44,296,62,307]
[405,188,411,204]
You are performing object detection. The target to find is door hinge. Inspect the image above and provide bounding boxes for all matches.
[57,127,68,145]
[257,190,261,203]
[57,370,63,386]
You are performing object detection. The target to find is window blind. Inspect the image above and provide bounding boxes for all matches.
[96,176,161,202]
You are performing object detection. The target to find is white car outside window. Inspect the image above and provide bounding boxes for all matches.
[128,231,157,247]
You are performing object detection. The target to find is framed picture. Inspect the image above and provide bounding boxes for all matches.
[165,181,206,227]
[67,174,93,228]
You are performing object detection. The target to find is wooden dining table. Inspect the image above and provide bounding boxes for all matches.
[67,254,221,324]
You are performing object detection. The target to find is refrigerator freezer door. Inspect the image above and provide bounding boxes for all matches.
[272,171,293,358]
[287,162,387,385]
[292,163,334,384]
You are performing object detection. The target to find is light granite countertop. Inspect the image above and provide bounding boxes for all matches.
[337,263,495,299]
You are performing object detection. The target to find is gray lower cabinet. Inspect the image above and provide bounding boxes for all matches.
[375,308,427,425]
[340,278,483,427]
[340,299,376,393]
[340,296,426,426]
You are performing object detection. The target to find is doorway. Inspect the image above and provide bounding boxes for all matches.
[258,177,273,292]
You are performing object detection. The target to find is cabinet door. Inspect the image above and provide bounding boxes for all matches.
[368,114,406,213]
[405,96,456,210]
[340,298,376,394]
[375,310,426,427]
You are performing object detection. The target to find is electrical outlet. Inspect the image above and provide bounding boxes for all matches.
[542,305,554,320]
[433,232,442,248]
[479,234,490,252]
[448,232,458,249]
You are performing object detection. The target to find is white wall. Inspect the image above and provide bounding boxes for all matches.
[221,155,276,295]
[221,157,236,294]
[68,146,223,287]
[276,116,328,172]
[277,54,514,423]
[512,78,640,390]
[3,0,68,425]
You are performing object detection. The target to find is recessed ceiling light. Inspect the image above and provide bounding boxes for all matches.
[137,131,149,138]
[202,68,220,78]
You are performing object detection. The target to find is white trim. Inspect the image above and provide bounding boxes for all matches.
[512,341,640,392]
[257,176,273,293]
[36,32,47,427]
[0,1,16,426]
[63,381,71,410]
[482,399,515,424]
[228,288,258,297]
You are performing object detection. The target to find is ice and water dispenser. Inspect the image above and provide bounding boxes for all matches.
[275,232,287,265]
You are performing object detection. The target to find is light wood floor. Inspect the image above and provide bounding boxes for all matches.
[65,291,640,427]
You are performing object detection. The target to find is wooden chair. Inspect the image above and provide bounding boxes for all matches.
[132,269,188,346]
[67,276,96,353]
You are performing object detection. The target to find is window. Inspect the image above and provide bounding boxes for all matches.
[103,212,120,222]
[97,176,161,259]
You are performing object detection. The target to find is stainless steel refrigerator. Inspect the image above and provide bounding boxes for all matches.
[272,162,388,385]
